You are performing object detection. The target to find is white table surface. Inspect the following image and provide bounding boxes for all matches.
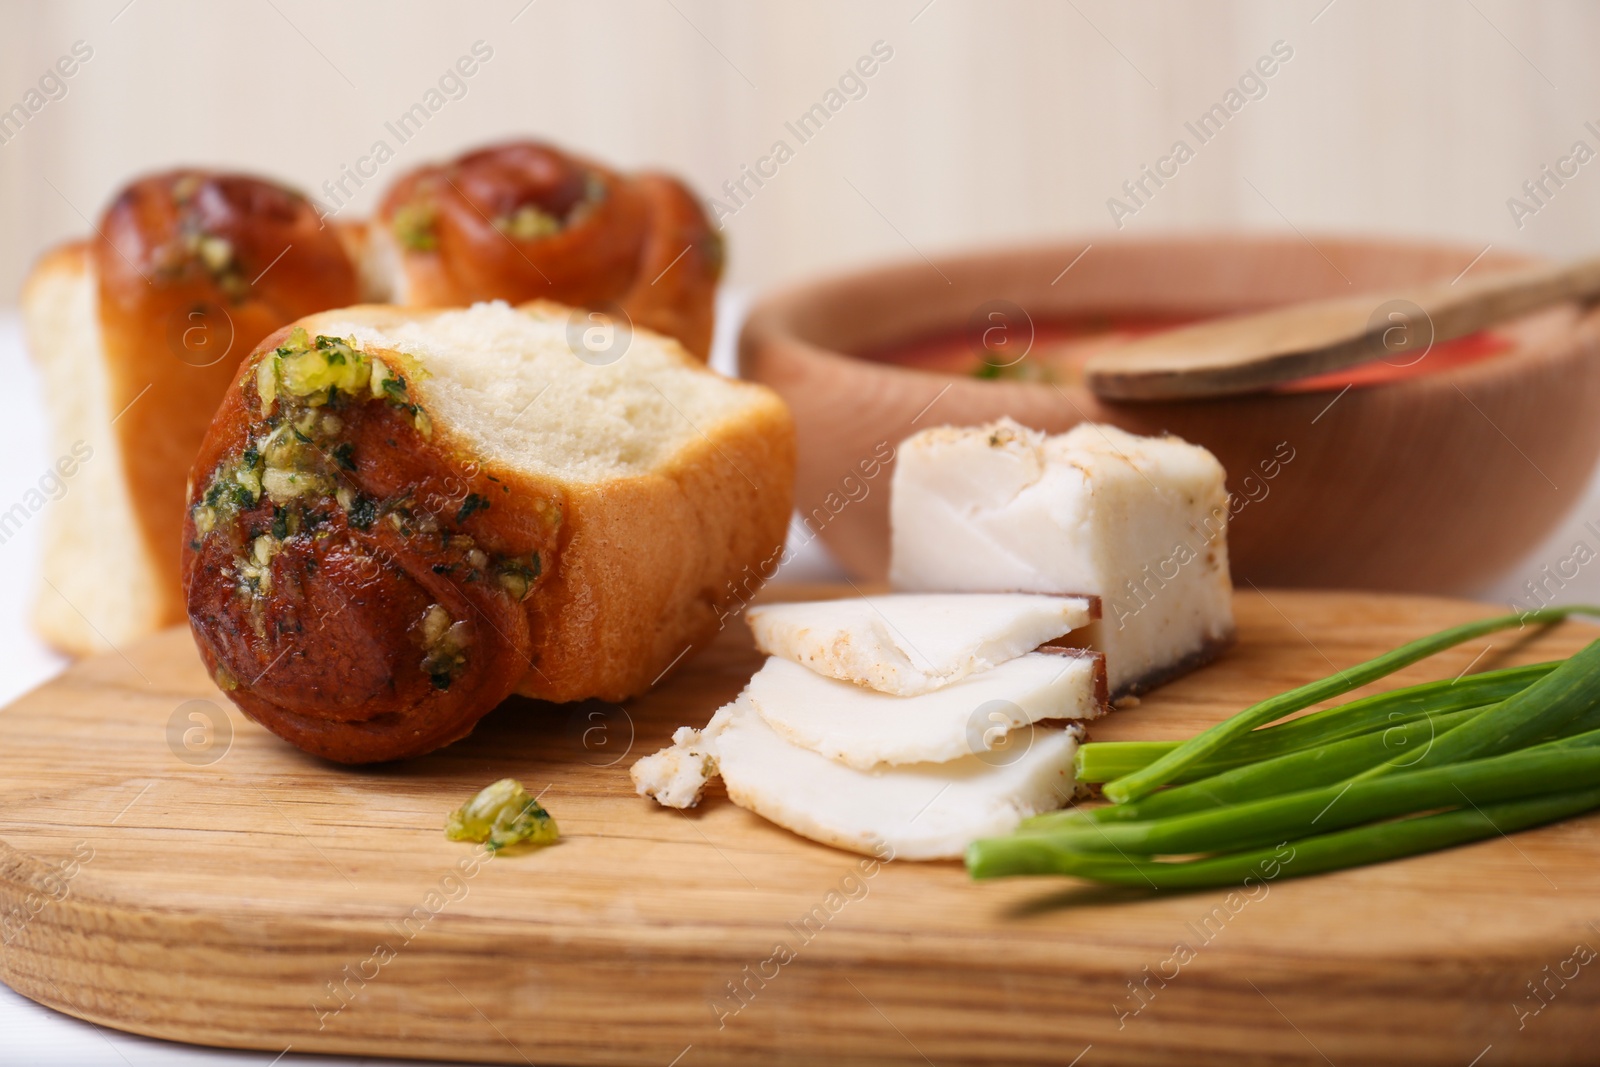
[1,296,1597,1065]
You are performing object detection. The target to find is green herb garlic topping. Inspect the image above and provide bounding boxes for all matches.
[446,778,559,851]
[493,204,562,241]
[391,200,438,252]
[150,177,251,300]
[192,327,550,678]
[495,556,541,601]
[490,171,608,242]
[419,604,471,690]
[254,328,431,439]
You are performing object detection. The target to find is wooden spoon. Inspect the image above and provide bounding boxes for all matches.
[1084,256,1600,401]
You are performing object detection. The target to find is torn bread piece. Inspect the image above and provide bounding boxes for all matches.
[631,696,1080,859]
[745,650,1105,770]
[746,592,1097,696]
[889,418,1235,698]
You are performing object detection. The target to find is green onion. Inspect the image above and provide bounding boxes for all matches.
[1074,661,1555,784]
[1030,704,1485,831]
[968,786,1600,887]
[1355,639,1600,779]
[1005,737,1600,859]
[1031,678,1600,836]
[1102,608,1599,804]
[970,609,1600,891]
[1074,741,1182,784]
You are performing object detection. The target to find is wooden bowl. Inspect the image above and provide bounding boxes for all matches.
[740,235,1600,593]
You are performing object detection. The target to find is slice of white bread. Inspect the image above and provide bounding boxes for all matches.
[184,300,793,759]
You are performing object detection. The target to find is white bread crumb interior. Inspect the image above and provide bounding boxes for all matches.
[24,248,168,654]
[322,300,762,483]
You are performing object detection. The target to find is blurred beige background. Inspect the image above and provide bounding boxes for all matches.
[1,0,1599,612]
[0,0,1595,303]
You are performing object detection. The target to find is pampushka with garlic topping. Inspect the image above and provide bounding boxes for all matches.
[182,300,793,763]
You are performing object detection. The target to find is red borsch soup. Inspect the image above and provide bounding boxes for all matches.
[861,314,1513,392]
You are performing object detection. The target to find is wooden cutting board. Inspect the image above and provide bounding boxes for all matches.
[3,587,1599,1067]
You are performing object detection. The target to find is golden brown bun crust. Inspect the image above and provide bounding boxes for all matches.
[181,304,793,762]
[377,141,722,358]
[517,377,796,702]
[95,171,361,633]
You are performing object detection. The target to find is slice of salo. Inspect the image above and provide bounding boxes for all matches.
[746,650,1105,770]
[715,696,1081,860]
[746,592,1097,696]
